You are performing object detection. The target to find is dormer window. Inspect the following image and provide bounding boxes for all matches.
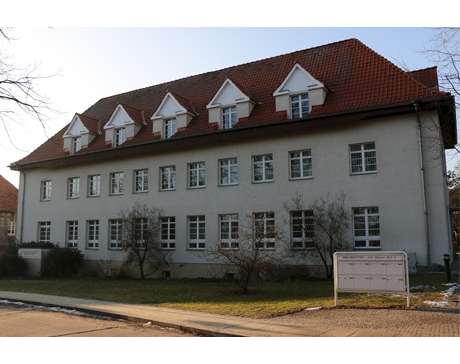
[71,137,82,154]
[222,107,237,129]
[115,127,126,147]
[164,118,177,139]
[291,94,310,119]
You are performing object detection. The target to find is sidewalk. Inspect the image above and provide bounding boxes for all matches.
[0,290,458,337]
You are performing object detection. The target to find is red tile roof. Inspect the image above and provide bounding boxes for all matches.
[12,38,453,167]
[0,175,18,214]
[409,67,439,90]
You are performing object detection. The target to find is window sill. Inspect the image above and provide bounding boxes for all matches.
[252,180,274,184]
[350,171,378,176]
[159,188,176,192]
[289,176,313,181]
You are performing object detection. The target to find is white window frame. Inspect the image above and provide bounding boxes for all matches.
[164,118,177,139]
[114,127,126,147]
[187,215,205,250]
[160,166,176,191]
[110,172,124,195]
[253,212,276,249]
[222,106,237,129]
[350,142,377,175]
[160,217,176,250]
[109,219,123,250]
[353,207,381,249]
[289,149,312,180]
[188,162,206,188]
[88,174,101,197]
[219,214,239,249]
[87,220,99,249]
[41,180,52,201]
[7,220,15,236]
[68,177,80,199]
[66,220,78,248]
[135,218,147,249]
[219,158,238,186]
[71,136,82,154]
[38,221,51,243]
[290,93,309,119]
[253,154,274,183]
[290,210,314,249]
[134,169,149,193]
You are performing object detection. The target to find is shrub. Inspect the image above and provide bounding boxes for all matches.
[0,243,27,277]
[42,247,84,278]
[17,241,55,249]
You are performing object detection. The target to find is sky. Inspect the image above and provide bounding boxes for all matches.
[1,24,459,188]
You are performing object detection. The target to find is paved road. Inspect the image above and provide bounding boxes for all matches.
[0,304,198,337]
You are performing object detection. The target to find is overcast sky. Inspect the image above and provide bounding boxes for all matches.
[1,6,459,187]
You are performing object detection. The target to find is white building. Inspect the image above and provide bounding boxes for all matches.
[10,39,457,277]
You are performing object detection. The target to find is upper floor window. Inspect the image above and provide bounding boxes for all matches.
[134,169,149,193]
[66,220,78,247]
[109,219,123,250]
[160,166,176,191]
[115,127,126,147]
[110,172,124,195]
[350,142,377,174]
[353,207,380,248]
[88,174,101,197]
[68,177,80,199]
[41,180,52,201]
[291,94,309,119]
[71,137,82,154]
[164,118,177,139]
[219,158,238,186]
[222,107,237,129]
[219,214,239,249]
[290,210,314,249]
[188,162,205,188]
[38,221,51,243]
[289,150,312,179]
[253,154,274,183]
[87,220,100,249]
[160,217,176,250]
[254,212,276,249]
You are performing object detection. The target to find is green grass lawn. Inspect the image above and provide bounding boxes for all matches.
[0,274,457,318]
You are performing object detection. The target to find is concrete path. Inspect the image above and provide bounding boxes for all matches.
[0,291,458,337]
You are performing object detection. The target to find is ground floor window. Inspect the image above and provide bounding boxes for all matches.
[219,214,239,249]
[353,207,380,248]
[109,219,123,249]
[160,217,176,249]
[188,215,205,249]
[253,212,276,249]
[38,221,51,243]
[87,220,100,249]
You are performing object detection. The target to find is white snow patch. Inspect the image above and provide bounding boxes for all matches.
[423,283,459,308]
[304,307,322,311]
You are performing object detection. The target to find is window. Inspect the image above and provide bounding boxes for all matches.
[160,217,176,249]
[222,107,237,129]
[134,169,149,193]
[7,220,15,236]
[68,177,80,199]
[66,221,78,247]
[353,207,380,248]
[164,118,177,139]
[289,150,312,179]
[219,214,239,249]
[160,166,176,191]
[290,210,314,249]
[188,216,205,249]
[253,154,274,182]
[71,137,82,154]
[115,127,126,147]
[110,172,124,195]
[41,180,52,201]
[109,219,123,249]
[87,220,99,249]
[291,94,309,119]
[254,212,276,249]
[135,218,148,249]
[350,142,377,174]
[219,158,238,186]
[188,162,205,188]
[88,175,101,197]
[38,221,51,243]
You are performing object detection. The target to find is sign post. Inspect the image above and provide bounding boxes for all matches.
[333,251,410,308]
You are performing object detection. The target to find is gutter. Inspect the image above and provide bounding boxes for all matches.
[19,171,26,242]
[414,102,431,266]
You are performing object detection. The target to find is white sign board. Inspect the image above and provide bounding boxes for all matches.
[333,251,410,307]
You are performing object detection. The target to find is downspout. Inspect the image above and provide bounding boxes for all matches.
[20,170,26,242]
[414,103,431,266]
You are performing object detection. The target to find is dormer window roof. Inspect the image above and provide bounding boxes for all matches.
[207,78,255,109]
[63,114,99,154]
[104,104,144,147]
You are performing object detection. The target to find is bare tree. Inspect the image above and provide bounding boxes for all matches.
[205,212,284,294]
[0,28,55,147]
[284,191,352,279]
[119,201,171,279]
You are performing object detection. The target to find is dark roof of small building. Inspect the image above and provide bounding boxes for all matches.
[0,175,18,214]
